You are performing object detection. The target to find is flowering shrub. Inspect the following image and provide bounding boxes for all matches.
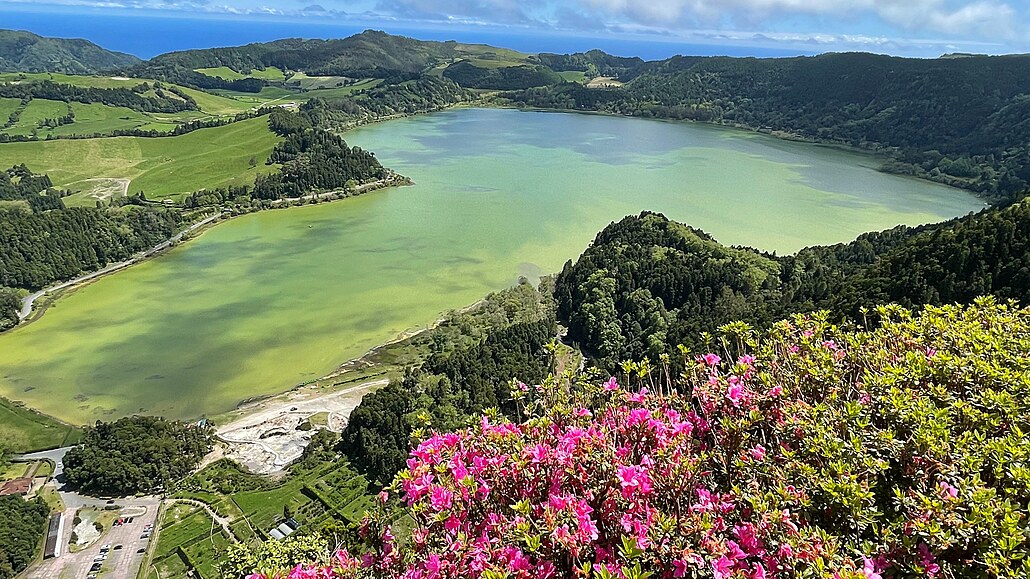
[248,298,1030,579]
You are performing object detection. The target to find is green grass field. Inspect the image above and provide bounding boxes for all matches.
[196,66,286,82]
[558,70,589,83]
[3,99,68,136]
[0,72,267,138]
[149,505,230,579]
[0,397,81,453]
[0,97,21,123]
[0,115,281,202]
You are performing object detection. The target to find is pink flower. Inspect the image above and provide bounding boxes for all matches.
[526,444,549,463]
[704,353,722,366]
[862,557,883,579]
[713,556,734,579]
[673,559,689,577]
[616,464,653,498]
[752,562,767,579]
[604,376,619,390]
[429,486,453,511]
[750,445,766,461]
[938,480,958,500]
[727,384,745,407]
[246,574,266,579]
[288,564,317,579]
[768,385,783,397]
[918,543,940,577]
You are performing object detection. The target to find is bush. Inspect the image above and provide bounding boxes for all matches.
[250,299,1030,579]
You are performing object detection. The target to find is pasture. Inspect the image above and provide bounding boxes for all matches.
[0,115,280,202]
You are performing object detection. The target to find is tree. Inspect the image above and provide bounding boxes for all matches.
[63,416,213,496]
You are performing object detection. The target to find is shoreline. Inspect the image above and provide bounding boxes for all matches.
[9,175,411,331]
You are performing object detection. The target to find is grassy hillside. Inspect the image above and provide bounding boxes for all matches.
[0,72,271,138]
[0,397,81,453]
[0,29,140,74]
[0,115,280,202]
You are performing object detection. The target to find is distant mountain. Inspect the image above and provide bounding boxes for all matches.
[0,29,141,74]
[132,30,534,84]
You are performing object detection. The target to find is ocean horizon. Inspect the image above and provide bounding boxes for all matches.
[1,8,813,61]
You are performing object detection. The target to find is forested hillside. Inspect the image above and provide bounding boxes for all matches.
[556,203,1030,368]
[251,299,1030,579]
[0,495,49,578]
[129,30,532,88]
[338,282,557,485]
[508,52,1030,202]
[0,29,139,74]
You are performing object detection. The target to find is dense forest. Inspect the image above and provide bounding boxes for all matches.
[63,416,213,495]
[297,76,472,129]
[251,108,388,199]
[442,61,561,90]
[0,79,197,113]
[0,495,49,578]
[0,201,182,290]
[0,164,183,325]
[0,29,140,74]
[338,283,557,485]
[128,30,489,86]
[507,52,1030,202]
[556,203,1030,368]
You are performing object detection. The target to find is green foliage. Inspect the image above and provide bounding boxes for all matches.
[0,30,140,74]
[0,495,49,578]
[338,283,557,485]
[0,397,80,453]
[556,205,1030,370]
[63,416,212,495]
[131,30,527,86]
[298,76,472,129]
[0,202,181,290]
[252,109,387,200]
[0,286,21,330]
[0,79,197,114]
[442,61,561,89]
[507,52,1030,202]
[219,533,335,579]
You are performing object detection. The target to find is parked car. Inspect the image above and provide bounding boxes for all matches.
[137,548,146,554]
[114,544,123,550]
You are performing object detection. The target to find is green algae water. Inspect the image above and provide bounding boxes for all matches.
[0,109,984,424]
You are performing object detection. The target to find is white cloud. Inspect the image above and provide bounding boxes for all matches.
[577,0,1023,39]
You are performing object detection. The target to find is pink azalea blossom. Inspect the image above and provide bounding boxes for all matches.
[704,353,722,366]
[750,445,766,461]
[938,480,958,500]
[712,556,734,579]
[727,383,745,407]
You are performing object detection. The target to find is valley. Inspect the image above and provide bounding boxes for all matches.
[0,24,1029,579]
[0,108,982,425]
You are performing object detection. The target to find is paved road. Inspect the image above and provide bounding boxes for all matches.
[25,498,161,579]
[18,213,221,321]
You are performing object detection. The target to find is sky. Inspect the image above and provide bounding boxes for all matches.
[2,0,1028,58]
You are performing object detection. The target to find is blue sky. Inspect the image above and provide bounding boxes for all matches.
[2,0,1028,57]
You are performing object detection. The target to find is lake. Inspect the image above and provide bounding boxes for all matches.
[0,108,984,424]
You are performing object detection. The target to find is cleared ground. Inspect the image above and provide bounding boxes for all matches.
[0,115,280,201]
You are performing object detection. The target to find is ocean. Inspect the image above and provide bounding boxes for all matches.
[1,8,811,61]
